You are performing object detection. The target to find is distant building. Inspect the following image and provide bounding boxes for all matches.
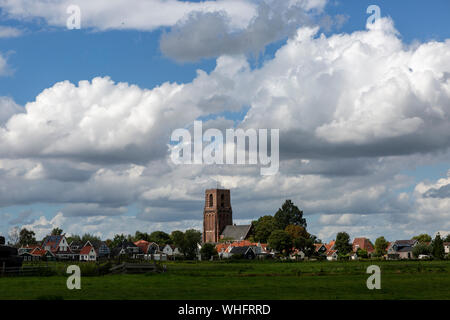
[228,246,257,259]
[41,234,77,260]
[202,189,253,243]
[80,245,97,261]
[444,242,450,254]
[387,240,418,259]
[352,237,374,255]
[112,240,140,258]
[314,243,327,255]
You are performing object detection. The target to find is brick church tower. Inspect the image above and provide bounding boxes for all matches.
[203,189,233,243]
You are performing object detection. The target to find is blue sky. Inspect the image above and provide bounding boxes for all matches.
[1,0,449,105]
[0,0,449,242]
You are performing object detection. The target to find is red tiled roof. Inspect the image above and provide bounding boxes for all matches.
[325,241,335,252]
[314,243,325,251]
[215,243,229,253]
[215,240,268,253]
[80,245,94,255]
[134,240,150,253]
[30,247,52,257]
[352,237,374,253]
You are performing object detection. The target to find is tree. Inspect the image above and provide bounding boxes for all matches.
[110,234,127,248]
[334,232,352,255]
[134,231,151,242]
[274,200,306,230]
[284,224,315,257]
[431,233,445,260]
[285,225,309,240]
[177,229,202,259]
[293,236,315,257]
[51,227,63,235]
[170,230,185,247]
[149,231,171,245]
[268,230,293,256]
[66,234,81,244]
[253,215,277,243]
[356,248,368,259]
[19,228,37,246]
[200,243,218,260]
[412,243,432,258]
[412,234,432,243]
[374,236,389,257]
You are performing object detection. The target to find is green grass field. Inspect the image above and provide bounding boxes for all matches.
[1,260,449,300]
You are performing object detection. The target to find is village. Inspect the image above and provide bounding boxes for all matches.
[14,233,450,263]
[11,189,450,263]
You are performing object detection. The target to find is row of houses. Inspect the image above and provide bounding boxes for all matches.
[312,238,450,261]
[18,235,192,262]
[214,237,450,261]
[212,237,377,261]
[18,235,112,262]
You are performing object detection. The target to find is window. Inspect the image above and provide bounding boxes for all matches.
[209,194,213,207]
[221,194,224,207]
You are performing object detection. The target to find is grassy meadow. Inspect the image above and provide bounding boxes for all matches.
[0,260,449,300]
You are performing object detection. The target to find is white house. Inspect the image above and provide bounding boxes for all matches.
[162,244,176,256]
[173,247,182,256]
[80,245,97,261]
[326,250,338,261]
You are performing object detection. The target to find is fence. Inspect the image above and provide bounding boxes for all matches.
[109,263,163,274]
[0,263,55,277]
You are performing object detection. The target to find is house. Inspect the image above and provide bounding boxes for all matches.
[79,245,97,261]
[113,241,140,258]
[134,240,161,260]
[162,244,182,257]
[290,249,305,260]
[352,237,374,255]
[18,245,40,256]
[228,246,257,259]
[41,234,77,260]
[325,241,335,252]
[444,242,450,254]
[387,240,418,259]
[85,240,110,258]
[29,247,56,261]
[134,240,159,255]
[314,243,327,255]
[326,250,338,261]
[69,241,83,253]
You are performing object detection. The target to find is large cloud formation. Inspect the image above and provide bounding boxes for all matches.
[1,17,450,241]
